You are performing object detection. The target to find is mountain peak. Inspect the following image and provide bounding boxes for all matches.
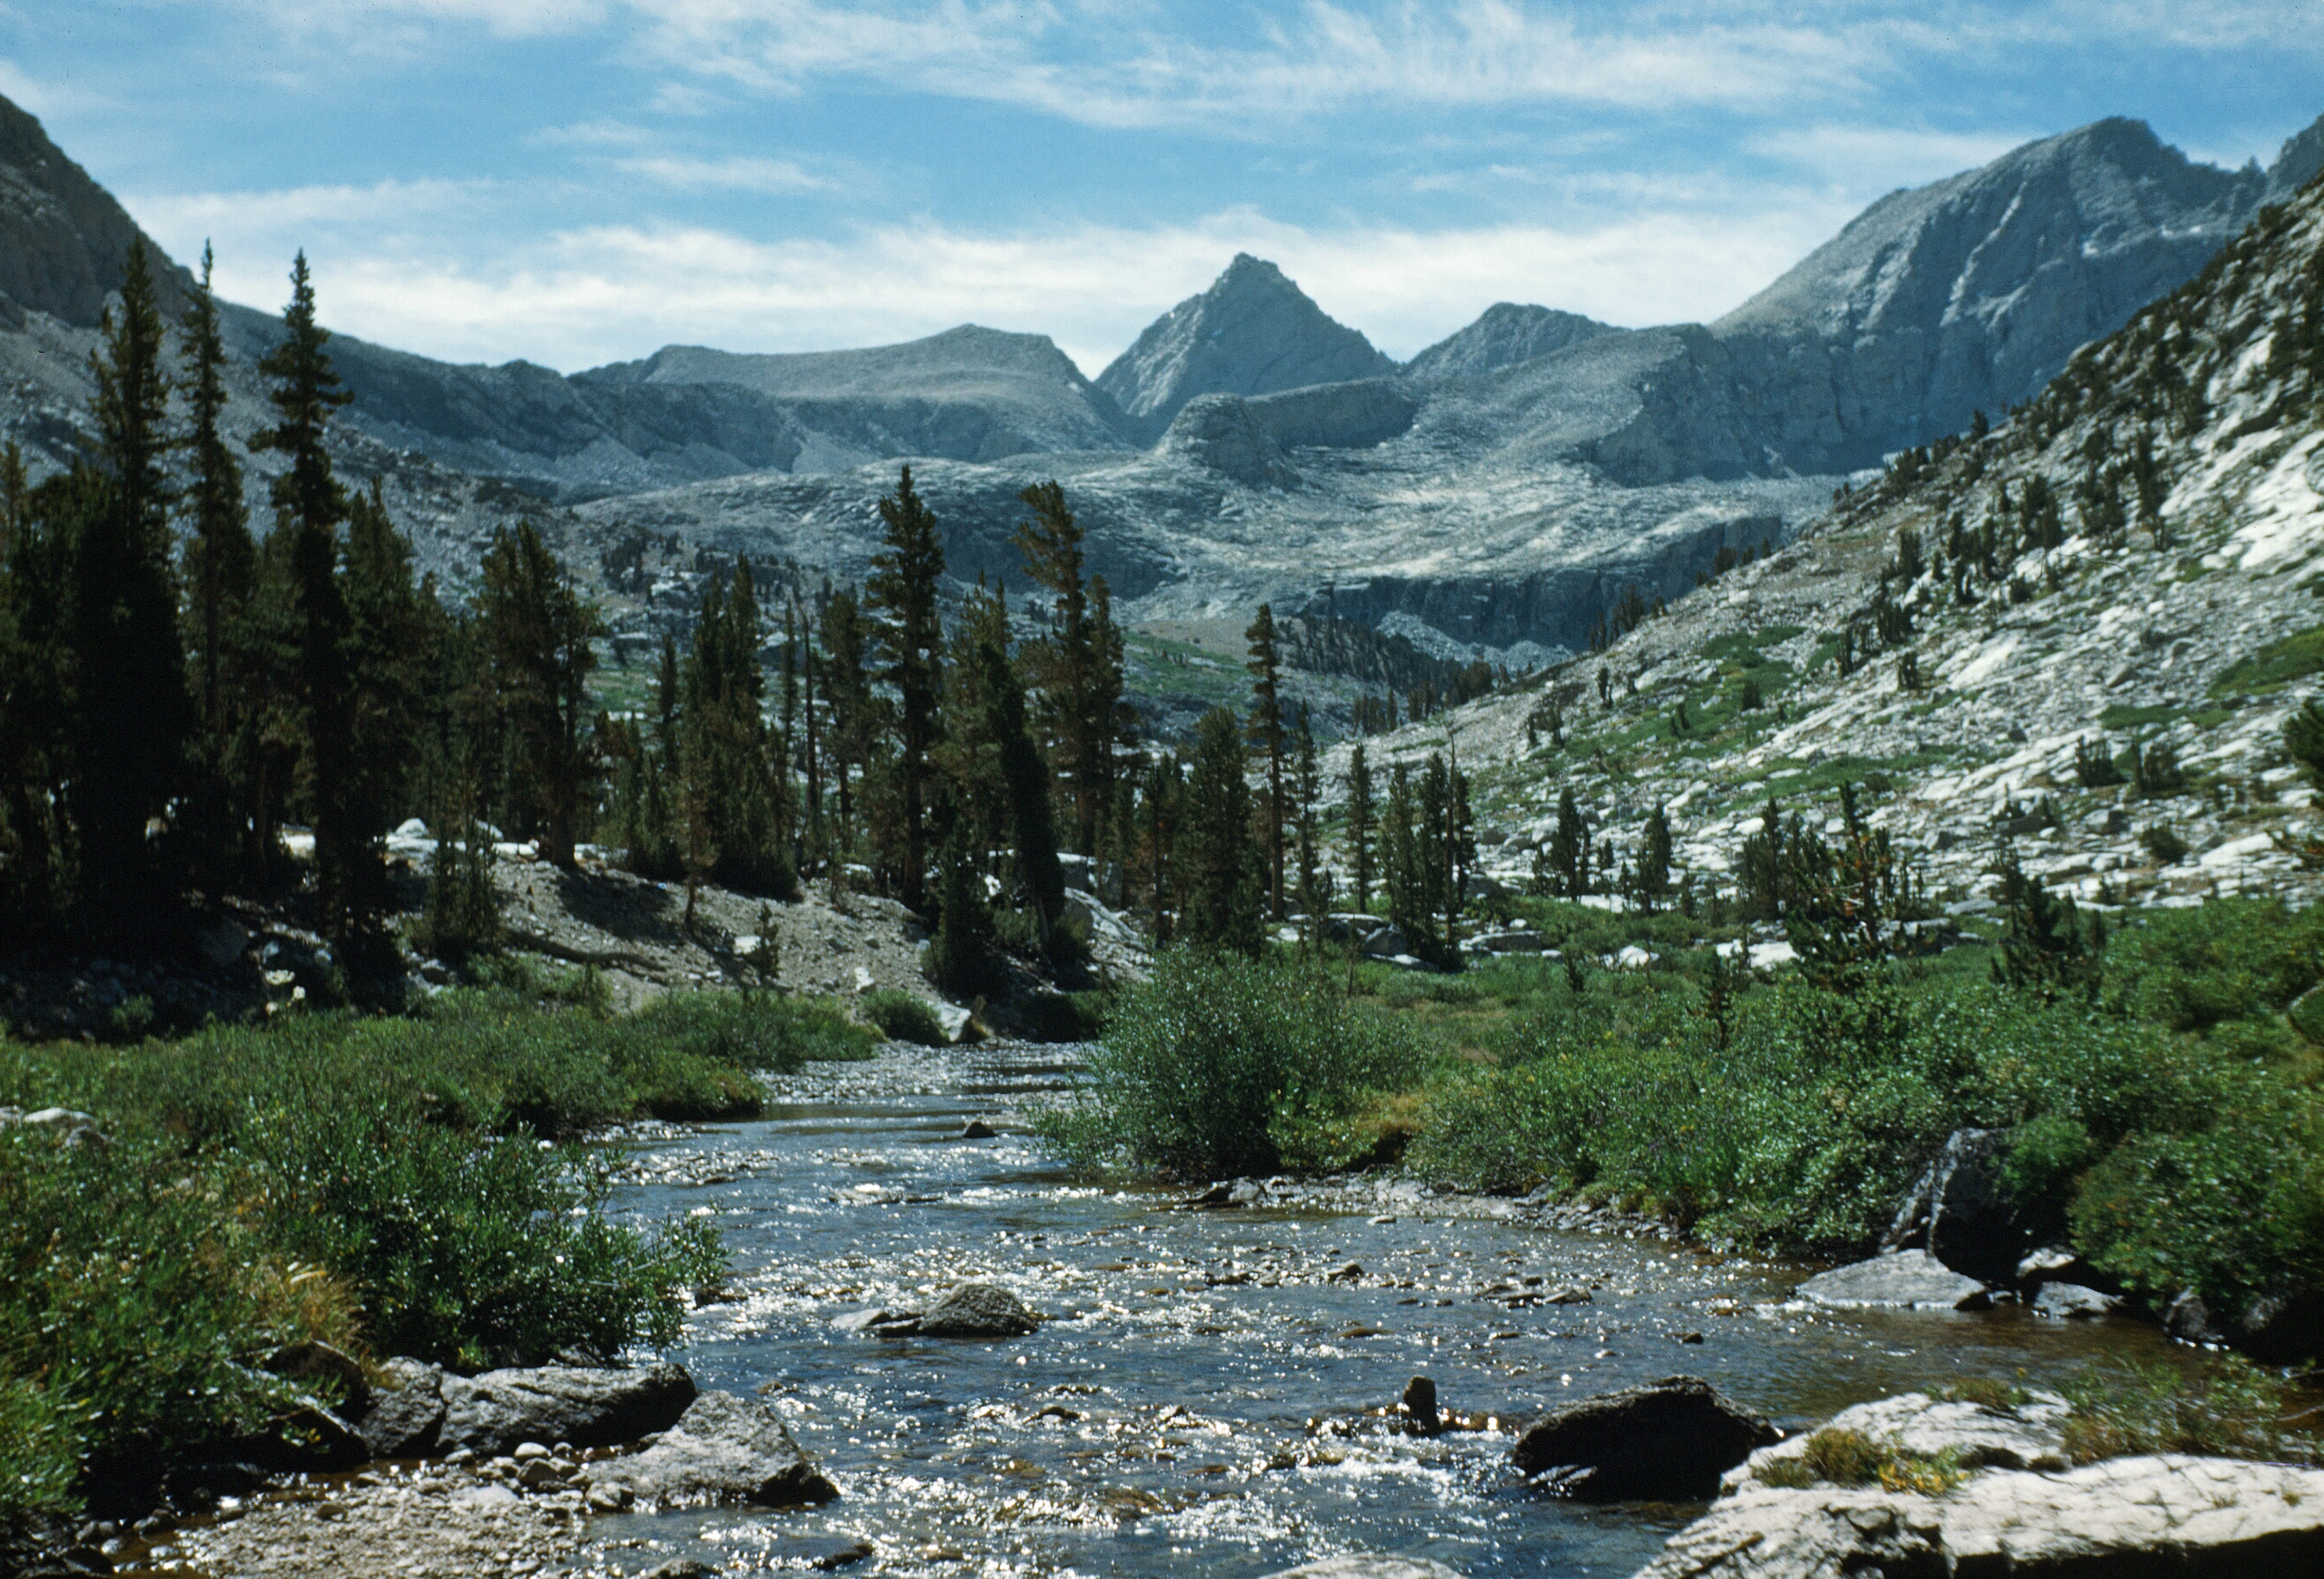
[1405,302,1618,381]
[1095,255,1394,439]
[0,94,191,326]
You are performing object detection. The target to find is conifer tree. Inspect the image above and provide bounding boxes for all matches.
[817,586,875,850]
[1137,755,1180,943]
[1292,710,1323,937]
[1244,604,1287,918]
[338,482,430,968]
[1639,804,1673,914]
[868,465,944,910]
[1548,787,1585,898]
[0,450,70,931]
[250,251,373,947]
[1383,761,1417,942]
[682,562,794,896]
[1177,706,1261,954]
[1013,480,1123,857]
[927,824,999,998]
[1345,741,1375,911]
[78,241,192,931]
[178,243,255,765]
[476,521,606,868]
[973,616,1067,954]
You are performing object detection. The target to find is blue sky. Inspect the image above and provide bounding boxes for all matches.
[7,2,2321,375]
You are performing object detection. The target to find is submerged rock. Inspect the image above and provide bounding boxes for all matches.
[917,1282,1041,1338]
[1639,1454,2324,1579]
[439,1362,696,1457]
[2032,1282,2122,1319]
[1261,1559,1464,1579]
[1795,1250,1990,1311]
[1511,1375,1779,1501]
[590,1390,837,1509]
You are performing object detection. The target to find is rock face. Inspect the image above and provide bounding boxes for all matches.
[1794,1250,1992,1311]
[1406,304,1618,381]
[1096,255,1396,440]
[352,1358,448,1460]
[1883,1127,2045,1283]
[1638,1455,2324,1579]
[437,1363,697,1457]
[1510,1375,1780,1501]
[1727,1391,2071,1492]
[916,1282,1042,1337]
[0,97,193,328]
[591,1390,838,1508]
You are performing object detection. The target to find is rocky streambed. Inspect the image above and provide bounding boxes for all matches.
[83,1042,2310,1577]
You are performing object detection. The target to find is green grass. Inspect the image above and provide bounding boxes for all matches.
[0,986,875,1531]
[2061,1355,2321,1466]
[1754,750,1955,801]
[2210,625,2324,696]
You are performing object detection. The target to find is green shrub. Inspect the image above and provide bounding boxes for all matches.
[2061,1355,2321,1465]
[1017,989,1108,1042]
[1039,949,1433,1179]
[1755,1427,1968,1494]
[862,988,948,1045]
[2102,898,2324,1031]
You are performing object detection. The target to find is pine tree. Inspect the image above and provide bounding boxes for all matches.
[970,597,1067,954]
[868,465,944,911]
[1638,804,1672,914]
[338,482,430,971]
[1293,710,1323,940]
[78,240,191,933]
[818,586,876,852]
[1383,761,1417,943]
[1177,706,1261,954]
[682,563,794,896]
[1548,787,1585,898]
[0,467,80,932]
[1137,754,1180,943]
[249,252,371,948]
[1013,480,1123,858]
[1244,604,1287,918]
[178,243,255,770]
[926,824,1000,998]
[1345,740,1375,911]
[476,521,606,868]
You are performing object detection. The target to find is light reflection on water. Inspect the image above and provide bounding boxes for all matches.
[591,1042,2172,1577]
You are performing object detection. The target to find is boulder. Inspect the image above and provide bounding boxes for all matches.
[2165,1288,2227,1346]
[1795,1251,1991,1311]
[1726,1391,2068,1493]
[438,1362,696,1456]
[2231,1287,2324,1364]
[1638,1455,2324,1579]
[832,1309,920,1336]
[2032,1282,2121,1319]
[1510,1375,1779,1501]
[264,1340,371,1417]
[917,1282,1041,1338]
[351,1357,447,1459]
[1261,1560,1464,1579]
[1883,1127,2047,1284]
[589,1390,838,1509]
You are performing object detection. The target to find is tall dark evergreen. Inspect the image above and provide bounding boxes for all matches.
[250,251,371,947]
[1638,804,1673,913]
[1244,604,1287,918]
[78,241,191,931]
[1548,787,1585,898]
[818,587,876,856]
[1013,480,1123,859]
[1345,741,1375,911]
[0,447,70,930]
[682,562,794,896]
[1176,706,1261,954]
[868,465,944,911]
[178,243,255,759]
[476,522,606,868]
[972,612,1067,952]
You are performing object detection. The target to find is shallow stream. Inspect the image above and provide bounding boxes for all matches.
[590,1042,2172,1577]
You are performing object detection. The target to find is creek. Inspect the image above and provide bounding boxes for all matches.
[591,1041,2173,1576]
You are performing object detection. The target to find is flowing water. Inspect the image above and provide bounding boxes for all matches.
[589,1042,2173,1578]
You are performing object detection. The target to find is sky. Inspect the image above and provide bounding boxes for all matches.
[7,2,2322,377]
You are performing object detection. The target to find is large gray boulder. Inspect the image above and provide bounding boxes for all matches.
[917,1282,1041,1338]
[1795,1250,1991,1311]
[1511,1376,1779,1501]
[1724,1391,2069,1494]
[589,1390,838,1509]
[1882,1127,2043,1284]
[1637,1455,2324,1579]
[350,1357,447,1460]
[1262,1559,1464,1579]
[438,1362,696,1456]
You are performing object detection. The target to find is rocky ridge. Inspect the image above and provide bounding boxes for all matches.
[1328,161,2324,924]
[5,99,2318,671]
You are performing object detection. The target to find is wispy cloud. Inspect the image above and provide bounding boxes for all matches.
[612,153,826,192]
[118,192,1859,374]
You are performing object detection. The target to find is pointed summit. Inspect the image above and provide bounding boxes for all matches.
[1095,255,1394,440]
[1405,302,1617,381]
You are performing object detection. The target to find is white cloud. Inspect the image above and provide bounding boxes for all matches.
[113,189,1860,374]
[612,153,826,191]
[1746,124,2033,187]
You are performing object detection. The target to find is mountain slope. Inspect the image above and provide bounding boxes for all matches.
[1094,255,1396,439]
[1340,163,2324,919]
[1405,302,1618,381]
